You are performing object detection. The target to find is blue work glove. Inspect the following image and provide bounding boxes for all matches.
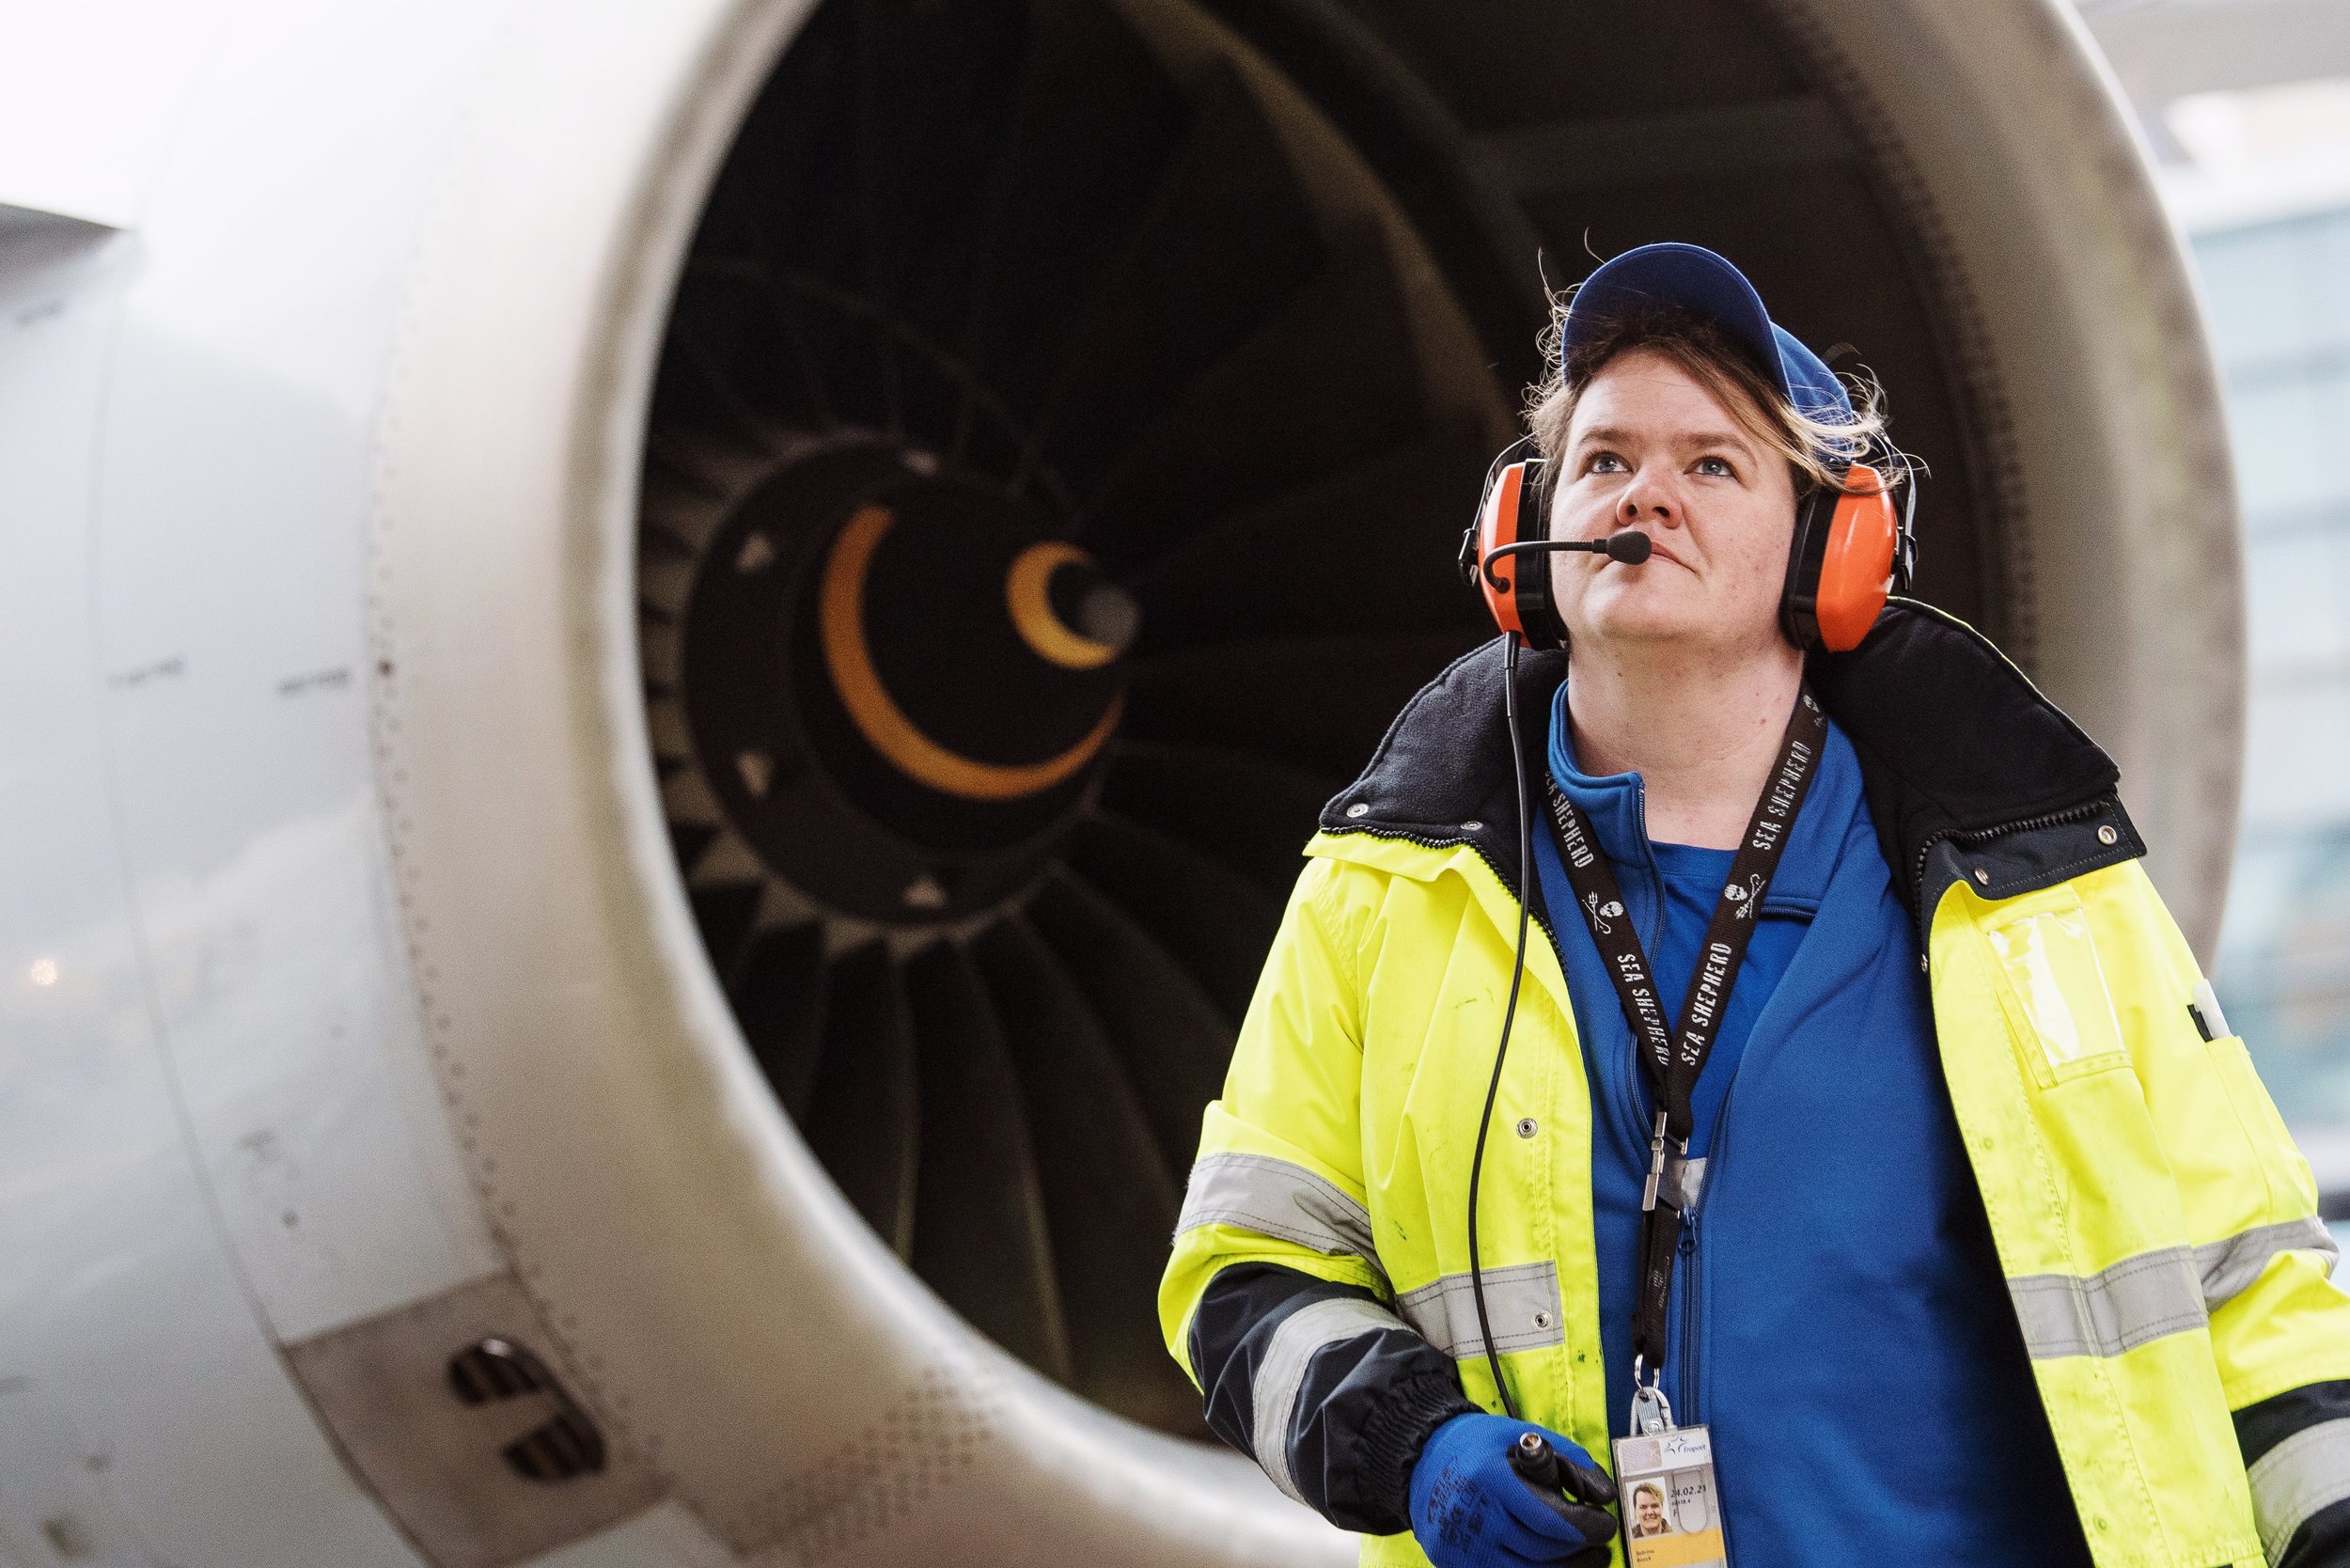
[1407,1413,1619,1568]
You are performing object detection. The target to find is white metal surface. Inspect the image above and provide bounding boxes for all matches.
[0,178,427,1568]
[0,4,512,1564]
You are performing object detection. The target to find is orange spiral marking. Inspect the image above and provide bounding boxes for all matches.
[1005,541,1120,669]
[819,505,1121,802]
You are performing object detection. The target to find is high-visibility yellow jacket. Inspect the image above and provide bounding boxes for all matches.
[1160,605,2350,1568]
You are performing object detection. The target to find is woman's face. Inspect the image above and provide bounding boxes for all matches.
[1548,348,1800,661]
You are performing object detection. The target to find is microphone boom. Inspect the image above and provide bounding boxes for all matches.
[1479,532,1652,592]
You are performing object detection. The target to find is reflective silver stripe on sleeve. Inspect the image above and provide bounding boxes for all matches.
[2200,1216,2339,1313]
[2249,1417,2350,1565]
[1252,1297,1408,1504]
[2008,1247,2207,1359]
[1396,1262,1565,1359]
[1176,1152,1377,1261]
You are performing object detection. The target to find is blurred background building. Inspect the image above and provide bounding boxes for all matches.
[2082,0,2350,1193]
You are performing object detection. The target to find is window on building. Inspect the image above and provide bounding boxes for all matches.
[2198,212,2350,1172]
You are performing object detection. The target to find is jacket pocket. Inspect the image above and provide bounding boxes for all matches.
[2206,1030,2317,1211]
[1981,886,2133,1088]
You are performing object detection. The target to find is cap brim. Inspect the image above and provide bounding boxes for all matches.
[1560,243,1791,402]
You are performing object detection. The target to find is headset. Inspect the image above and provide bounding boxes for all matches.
[1449,428,1917,1423]
[1456,434,1918,654]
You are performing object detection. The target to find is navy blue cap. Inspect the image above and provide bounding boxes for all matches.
[1561,243,1854,427]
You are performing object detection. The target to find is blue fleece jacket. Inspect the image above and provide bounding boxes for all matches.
[1529,683,2091,1566]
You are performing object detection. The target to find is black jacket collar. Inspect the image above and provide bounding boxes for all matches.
[1317,600,2144,937]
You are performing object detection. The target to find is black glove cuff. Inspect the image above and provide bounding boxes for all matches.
[1355,1369,1480,1531]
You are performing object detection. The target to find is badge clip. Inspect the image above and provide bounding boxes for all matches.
[1627,1358,1673,1436]
[1638,1113,1669,1213]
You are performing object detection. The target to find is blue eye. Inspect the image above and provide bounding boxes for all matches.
[1588,452,1627,474]
[1695,455,1734,478]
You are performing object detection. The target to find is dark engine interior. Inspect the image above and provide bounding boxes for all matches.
[635,0,2009,1436]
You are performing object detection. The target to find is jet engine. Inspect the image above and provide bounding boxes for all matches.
[0,0,2236,1563]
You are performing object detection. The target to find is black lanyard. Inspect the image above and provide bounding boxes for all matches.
[1544,687,1828,1393]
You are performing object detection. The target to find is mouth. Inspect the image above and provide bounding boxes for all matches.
[1611,533,1687,571]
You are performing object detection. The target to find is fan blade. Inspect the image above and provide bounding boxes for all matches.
[1123,628,1485,782]
[1006,61,1325,491]
[803,942,919,1258]
[732,921,830,1122]
[838,0,1034,337]
[1079,234,1426,566]
[972,917,1203,1436]
[668,821,722,881]
[648,317,791,485]
[953,0,1188,428]
[1097,742,1335,897]
[902,940,1074,1384]
[1122,441,1482,650]
[695,0,860,299]
[637,543,697,623]
[689,880,766,983]
[1026,871,1235,1179]
[1060,811,1285,1026]
[669,259,842,436]
[638,447,735,558]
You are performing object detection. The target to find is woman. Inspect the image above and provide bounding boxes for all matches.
[1159,243,2350,1568]
[1629,1484,1672,1540]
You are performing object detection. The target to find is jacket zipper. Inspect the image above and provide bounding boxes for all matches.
[1908,798,2114,938]
[1671,1022,1746,1425]
[1674,1215,1700,1419]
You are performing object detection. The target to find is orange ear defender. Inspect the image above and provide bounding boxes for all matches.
[1459,438,1568,649]
[1780,461,1912,652]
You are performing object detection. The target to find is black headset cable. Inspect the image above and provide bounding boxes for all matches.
[1465,630,1535,1420]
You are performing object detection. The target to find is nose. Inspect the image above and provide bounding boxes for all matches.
[1617,465,1679,528]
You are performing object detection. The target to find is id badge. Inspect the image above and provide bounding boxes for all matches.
[1611,1425,1730,1567]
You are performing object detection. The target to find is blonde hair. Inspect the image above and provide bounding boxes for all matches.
[1526,295,1902,497]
